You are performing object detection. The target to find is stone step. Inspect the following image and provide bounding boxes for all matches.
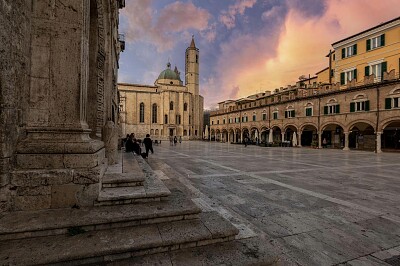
[102,173,145,188]
[0,189,200,241]
[0,212,239,265]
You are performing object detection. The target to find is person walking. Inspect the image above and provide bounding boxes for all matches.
[132,138,141,155]
[143,134,154,157]
[173,136,177,145]
[179,136,182,144]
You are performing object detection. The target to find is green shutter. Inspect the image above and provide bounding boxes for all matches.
[385,98,392,109]
[380,34,385,46]
[292,110,295,117]
[365,66,370,76]
[353,69,357,81]
[381,61,387,77]
[324,106,328,115]
[365,100,370,111]
[353,44,357,55]
[341,48,345,59]
[340,72,345,85]
[350,102,355,112]
[336,104,340,114]
[366,39,371,51]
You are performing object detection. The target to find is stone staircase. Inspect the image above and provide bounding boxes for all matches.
[0,152,241,265]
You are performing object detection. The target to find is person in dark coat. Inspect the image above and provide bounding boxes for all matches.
[143,134,154,157]
[132,138,141,155]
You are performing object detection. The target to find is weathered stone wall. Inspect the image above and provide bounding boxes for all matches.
[0,0,32,212]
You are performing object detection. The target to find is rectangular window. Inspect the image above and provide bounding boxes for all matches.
[386,97,400,109]
[262,113,267,120]
[223,119,226,124]
[351,100,370,112]
[164,114,168,124]
[273,112,278,120]
[252,115,256,121]
[325,104,340,115]
[217,120,219,124]
[367,34,385,51]
[211,121,214,125]
[305,107,313,117]
[285,110,295,118]
[341,44,357,59]
[394,97,400,108]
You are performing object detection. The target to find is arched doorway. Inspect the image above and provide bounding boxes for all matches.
[210,129,215,141]
[322,123,344,149]
[260,128,269,144]
[271,126,282,144]
[221,129,228,142]
[284,125,298,146]
[301,124,318,147]
[349,122,375,151]
[382,120,400,151]
[215,129,221,141]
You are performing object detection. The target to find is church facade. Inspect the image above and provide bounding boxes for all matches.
[118,38,204,140]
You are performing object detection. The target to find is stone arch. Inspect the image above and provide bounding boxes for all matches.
[300,122,318,132]
[300,123,318,147]
[321,121,346,132]
[380,116,400,132]
[352,93,368,100]
[283,124,298,132]
[321,122,345,149]
[389,86,400,95]
[348,121,376,150]
[381,117,400,151]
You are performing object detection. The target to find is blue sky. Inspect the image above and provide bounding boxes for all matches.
[118,0,399,109]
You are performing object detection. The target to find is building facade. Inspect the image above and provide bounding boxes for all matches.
[210,16,400,153]
[118,38,204,140]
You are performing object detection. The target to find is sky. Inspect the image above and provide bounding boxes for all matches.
[118,0,400,109]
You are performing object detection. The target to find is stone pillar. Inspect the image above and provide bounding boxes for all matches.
[240,131,243,143]
[12,1,105,211]
[228,132,230,143]
[298,131,302,147]
[343,132,350,151]
[281,132,285,142]
[376,132,382,153]
[103,121,118,165]
[318,132,322,149]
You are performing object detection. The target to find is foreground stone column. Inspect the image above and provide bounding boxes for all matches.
[343,132,350,151]
[103,121,118,165]
[12,1,105,211]
[376,132,382,153]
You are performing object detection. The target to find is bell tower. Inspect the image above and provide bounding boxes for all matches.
[185,36,199,95]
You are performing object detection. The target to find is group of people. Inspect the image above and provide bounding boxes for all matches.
[124,133,154,158]
[169,136,182,146]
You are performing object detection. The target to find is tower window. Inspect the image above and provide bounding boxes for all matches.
[196,55,198,63]
[165,114,168,124]
[139,103,145,123]
[170,101,174,110]
[184,103,188,111]
[152,104,157,123]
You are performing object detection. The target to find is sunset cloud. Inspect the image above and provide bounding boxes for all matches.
[219,0,257,29]
[121,0,211,52]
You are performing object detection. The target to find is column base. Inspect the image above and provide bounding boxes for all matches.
[342,147,350,151]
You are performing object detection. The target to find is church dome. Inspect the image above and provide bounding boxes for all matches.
[157,62,181,81]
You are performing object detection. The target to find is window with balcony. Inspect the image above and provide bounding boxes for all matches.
[365,61,387,82]
[340,69,357,85]
[367,34,385,51]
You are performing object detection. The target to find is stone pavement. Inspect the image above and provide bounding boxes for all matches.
[147,141,400,266]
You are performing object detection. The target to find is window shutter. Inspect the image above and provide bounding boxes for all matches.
[353,44,357,55]
[381,61,387,77]
[365,100,370,111]
[340,72,345,85]
[341,48,345,59]
[385,98,392,109]
[380,34,385,46]
[350,102,355,112]
[324,106,328,115]
[336,104,340,113]
[353,69,357,81]
[366,39,371,51]
[365,66,370,76]
[285,111,288,118]
[292,110,295,117]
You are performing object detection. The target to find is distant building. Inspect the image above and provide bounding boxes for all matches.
[210,16,400,153]
[118,38,204,140]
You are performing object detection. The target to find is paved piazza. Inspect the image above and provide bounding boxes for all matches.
[150,141,400,265]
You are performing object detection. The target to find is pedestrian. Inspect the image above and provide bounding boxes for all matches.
[173,136,177,145]
[143,134,154,157]
[179,136,182,144]
[244,137,248,147]
[169,136,173,146]
[132,138,141,155]
[322,138,327,148]
[125,133,134,152]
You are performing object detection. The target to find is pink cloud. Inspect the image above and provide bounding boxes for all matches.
[121,1,211,52]
[208,0,400,105]
[219,0,257,29]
